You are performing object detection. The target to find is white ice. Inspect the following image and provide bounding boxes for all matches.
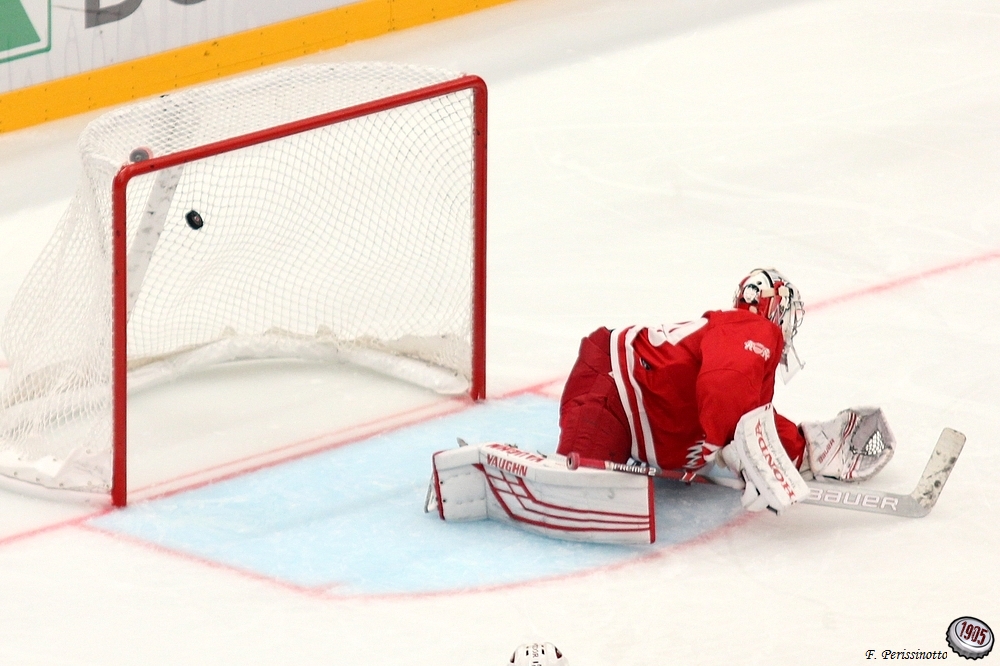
[1,0,998,663]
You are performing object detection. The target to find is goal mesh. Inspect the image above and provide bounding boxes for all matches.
[0,63,485,497]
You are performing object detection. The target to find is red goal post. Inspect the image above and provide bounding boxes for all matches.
[0,64,487,507]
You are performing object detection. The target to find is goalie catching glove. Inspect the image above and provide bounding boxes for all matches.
[800,407,895,482]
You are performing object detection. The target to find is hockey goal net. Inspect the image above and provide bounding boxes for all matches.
[0,63,487,506]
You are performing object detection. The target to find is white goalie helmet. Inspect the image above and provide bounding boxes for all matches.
[509,643,568,666]
[734,268,805,380]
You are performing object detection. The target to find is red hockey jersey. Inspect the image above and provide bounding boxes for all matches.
[609,309,805,471]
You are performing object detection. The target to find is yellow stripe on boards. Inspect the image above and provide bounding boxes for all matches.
[0,0,514,133]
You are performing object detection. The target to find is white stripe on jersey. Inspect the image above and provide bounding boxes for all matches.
[609,328,639,458]
[609,327,659,468]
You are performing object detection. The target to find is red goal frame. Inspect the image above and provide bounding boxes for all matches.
[109,75,488,507]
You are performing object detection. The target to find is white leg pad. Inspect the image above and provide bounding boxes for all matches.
[429,444,489,521]
[429,443,655,544]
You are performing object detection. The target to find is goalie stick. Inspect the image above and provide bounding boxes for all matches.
[565,427,965,518]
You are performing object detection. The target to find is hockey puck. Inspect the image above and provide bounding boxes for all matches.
[947,617,993,660]
[129,147,152,163]
[185,210,204,230]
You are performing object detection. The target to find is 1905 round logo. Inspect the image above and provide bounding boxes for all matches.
[947,617,993,660]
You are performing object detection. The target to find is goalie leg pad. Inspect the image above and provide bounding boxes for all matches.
[427,444,488,521]
[429,442,655,544]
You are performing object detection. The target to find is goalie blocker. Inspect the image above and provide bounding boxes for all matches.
[719,404,810,514]
[426,441,655,544]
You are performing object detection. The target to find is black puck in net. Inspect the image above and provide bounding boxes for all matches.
[185,210,204,230]
[129,147,151,163]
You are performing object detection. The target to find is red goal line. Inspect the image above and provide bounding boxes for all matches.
[808,248,1000,313]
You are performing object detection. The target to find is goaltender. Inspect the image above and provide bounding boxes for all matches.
[427,268,896,542]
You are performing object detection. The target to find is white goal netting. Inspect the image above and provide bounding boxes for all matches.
[0,63,485,496]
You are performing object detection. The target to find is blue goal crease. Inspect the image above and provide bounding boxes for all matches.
[92,394,743,595]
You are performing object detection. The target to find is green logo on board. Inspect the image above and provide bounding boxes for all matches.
[1,0,51,64]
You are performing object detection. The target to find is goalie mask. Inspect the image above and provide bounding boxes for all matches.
[734,268,805,382]
[509,643,568,665]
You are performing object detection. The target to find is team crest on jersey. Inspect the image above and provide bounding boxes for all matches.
[744,340,771,361]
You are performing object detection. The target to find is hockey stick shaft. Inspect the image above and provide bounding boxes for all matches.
[566,452,709,482]
[804,427,965,517]
[565,427,965,518]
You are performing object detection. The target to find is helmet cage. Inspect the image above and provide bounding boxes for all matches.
[734,268,805,377]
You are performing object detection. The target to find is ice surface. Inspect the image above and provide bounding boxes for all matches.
[91,395,743,596]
